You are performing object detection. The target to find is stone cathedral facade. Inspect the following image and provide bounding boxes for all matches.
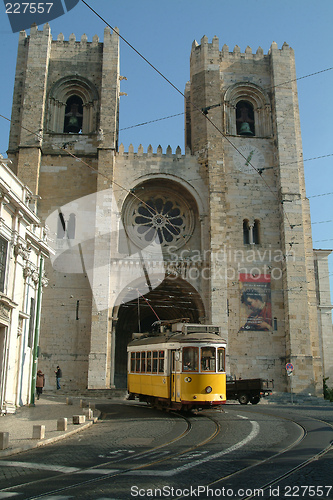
[7,24,332,395]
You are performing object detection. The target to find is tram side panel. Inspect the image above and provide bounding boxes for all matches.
[127,346,170,401]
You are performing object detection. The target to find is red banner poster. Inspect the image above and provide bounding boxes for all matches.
[239,274,272,331]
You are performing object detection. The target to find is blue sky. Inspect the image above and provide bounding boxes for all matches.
[0,0,332,298]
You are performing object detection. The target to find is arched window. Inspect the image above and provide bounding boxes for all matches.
[243,219,250,244]
[67,213,76,239]
[236,101,255,136]
[224,82,272,137]
[64,96,83,133]
[48,76,99,134]
[57,212,65,239]
[243,219,260,245]
[253,219,260,245]
[57,212,76,239]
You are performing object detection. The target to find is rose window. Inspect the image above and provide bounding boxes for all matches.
[124,191,194,250]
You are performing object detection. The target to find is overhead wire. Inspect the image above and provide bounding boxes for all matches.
[308,192,333,199]
[77,3,333,303]
[0,7,331,315]
[0,61,328,259]
[79,0,295,228]
[80,1,333,237]
[119,112,185,132]
[1,10,331,236]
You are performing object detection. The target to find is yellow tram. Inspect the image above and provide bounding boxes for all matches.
[127,321,227,411]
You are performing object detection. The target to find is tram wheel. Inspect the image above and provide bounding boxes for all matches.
[238,393,249,405]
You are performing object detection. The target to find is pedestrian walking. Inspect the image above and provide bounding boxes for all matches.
[55,365,62,390]
[36,370,45,399]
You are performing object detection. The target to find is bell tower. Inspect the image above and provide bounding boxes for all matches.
[8,24,120,188]
[7,24,121,390]
[185,37,322,394]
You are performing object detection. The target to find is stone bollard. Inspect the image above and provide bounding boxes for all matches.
[82,408,93,419]
[0,432,9,450]
[32,425,45,439]
[57,417,68,431]
[73,415,86,424]
[80,399,87,408]
[66,398,73,405]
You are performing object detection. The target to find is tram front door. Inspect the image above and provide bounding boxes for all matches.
[171,350,181,403]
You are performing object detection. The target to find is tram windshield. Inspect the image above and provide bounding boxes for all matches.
[201,347,216,371]
[182,346,226,373]
[183,346,199,371]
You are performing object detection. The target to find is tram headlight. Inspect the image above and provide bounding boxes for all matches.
[205,386,213,394]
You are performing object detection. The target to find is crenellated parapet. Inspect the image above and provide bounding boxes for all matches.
[18,22,119,48]
[190,35,294,65]
[117,143,192,158]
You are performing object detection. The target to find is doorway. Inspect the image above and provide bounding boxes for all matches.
[113,276,204,388]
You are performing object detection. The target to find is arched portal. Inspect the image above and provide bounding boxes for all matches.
[113,276,205,388]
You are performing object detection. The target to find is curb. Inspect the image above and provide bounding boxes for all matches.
[0,418,98,458]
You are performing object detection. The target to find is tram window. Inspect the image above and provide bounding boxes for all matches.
[147,351,152,373]
[201,347,216,372]
[152,351,158,373]
[141,351,146,373]
[135,352,141,372]
[158,351,165,373]
[182,346,199,372]
[218,348,225,372]
[130,352,135,372]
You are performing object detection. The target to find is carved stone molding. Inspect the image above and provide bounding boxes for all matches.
[31,270,40,284]
[0,295,17,325]
[14,243,31,260]
[41,275,49,288]
[0,303,10,322]
[23,263,49,287]
[23,265,33,279]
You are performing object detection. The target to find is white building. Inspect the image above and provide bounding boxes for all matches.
[0,158,50,414]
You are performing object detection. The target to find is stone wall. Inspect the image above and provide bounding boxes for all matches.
[6,27,331,394]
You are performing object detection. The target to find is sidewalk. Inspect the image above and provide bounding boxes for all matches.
[0,394,100,458]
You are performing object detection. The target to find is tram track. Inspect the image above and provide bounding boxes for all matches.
[239,443,333,500]
[174,407,333,500]
[236,412,333,500]
[1,406,331,500]
[0,407,221,499]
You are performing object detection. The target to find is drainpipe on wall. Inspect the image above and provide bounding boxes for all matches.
[29,255,43,406]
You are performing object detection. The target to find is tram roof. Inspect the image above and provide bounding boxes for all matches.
[128,332,227,347]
